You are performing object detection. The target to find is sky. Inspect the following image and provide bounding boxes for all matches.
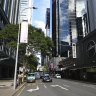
[32,0,50,35]
[32,0,50,64]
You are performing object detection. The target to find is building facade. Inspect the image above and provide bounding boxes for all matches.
[61,0,96,80]
[20,0,33,25]
[52,0,72,57]
[0,0,20,79]
[75,0,96,80]
[51,0,77,71]
[0,0,20,24]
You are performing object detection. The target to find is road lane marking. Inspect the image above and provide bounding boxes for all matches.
[57,85,69,90]
[27,85,39,92]
[51,85,69,90]
[17,86,25,96]
[63,84,70,87]
[44,84,47,88]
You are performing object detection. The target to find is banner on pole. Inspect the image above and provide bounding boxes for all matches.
[20,20,28,43]
[72,43,76,58]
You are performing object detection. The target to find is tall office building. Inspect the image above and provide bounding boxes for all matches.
[20,0,33,25]
[58,0,70,57]
[52,0,57,57]
[0,0,20,26]
[52,0,77,57]
[86,0,96,32]
[0,0,20,78]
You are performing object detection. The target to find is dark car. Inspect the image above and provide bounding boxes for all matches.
[42,75,52,82]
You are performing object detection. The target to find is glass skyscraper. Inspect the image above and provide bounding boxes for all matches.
[59,0,69,42]
[58,0,70,57]
[52,0,76,57]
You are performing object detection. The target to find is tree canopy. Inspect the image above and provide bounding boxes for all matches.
[0,24,53,70]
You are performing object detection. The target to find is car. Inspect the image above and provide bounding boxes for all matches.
[42,75,52,82]
[44,73,49,76]
[26,73,36,83]
[35,72,40,79]
[41,73,49,79]
[55,74,61,79]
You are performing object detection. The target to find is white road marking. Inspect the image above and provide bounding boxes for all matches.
[27,85,39,92]
[44,84,47,88]
[83,85,96,89]
[0,85,5,87]
[17,86,25,96]
[63,84,70,87]
[51,85,69,90]
[57,85,69,90]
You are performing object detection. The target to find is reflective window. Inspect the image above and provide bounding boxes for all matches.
[59,0,69,43]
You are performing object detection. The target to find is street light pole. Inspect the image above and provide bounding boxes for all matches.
[13,6,37,90]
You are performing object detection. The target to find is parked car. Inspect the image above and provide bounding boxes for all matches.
[55,74,61,79]
[42,75,52,82]
[26,73,36,83]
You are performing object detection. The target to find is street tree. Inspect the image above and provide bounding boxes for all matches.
[0,24,53,70]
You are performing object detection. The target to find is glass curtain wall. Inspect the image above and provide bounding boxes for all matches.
[58,0,70,57]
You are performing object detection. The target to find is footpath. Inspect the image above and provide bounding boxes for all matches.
[0,80,26,96]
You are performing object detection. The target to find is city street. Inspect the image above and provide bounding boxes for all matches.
[17,78,96,96]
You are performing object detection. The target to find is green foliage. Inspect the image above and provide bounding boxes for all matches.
[25,54,39,71]
[43,65,49,72]
[0,24,18,49]
[0,24,53,70]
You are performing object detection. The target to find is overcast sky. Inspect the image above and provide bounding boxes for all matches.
[32,0,50,35]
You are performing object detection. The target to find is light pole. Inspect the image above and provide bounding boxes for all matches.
[13,6,37,90]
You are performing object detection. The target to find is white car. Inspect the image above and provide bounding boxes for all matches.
[55,74,61,78]
[27,73,36,83]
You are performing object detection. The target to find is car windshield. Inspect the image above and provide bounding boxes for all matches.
[57,74,60,76]
[28,73,35,76]
[44,76,50,79]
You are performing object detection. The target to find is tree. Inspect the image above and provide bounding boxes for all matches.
[0,24,53,70]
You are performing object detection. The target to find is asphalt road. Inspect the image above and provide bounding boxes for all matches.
[18,78,96,96]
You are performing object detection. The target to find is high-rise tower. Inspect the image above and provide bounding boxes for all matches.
[52,0,77,57]
[20,0,33,25]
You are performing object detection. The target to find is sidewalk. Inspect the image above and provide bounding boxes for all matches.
[0,80,14,96]
[0,80,26,96]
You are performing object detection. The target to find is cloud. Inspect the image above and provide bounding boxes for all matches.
[33,0,50,35]
[34,20,46,35]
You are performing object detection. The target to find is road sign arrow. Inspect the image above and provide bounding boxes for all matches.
[51,85,68,90]
[27,85,39,92]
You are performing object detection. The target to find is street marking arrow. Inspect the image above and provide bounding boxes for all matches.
[51,85,69,90]
[27,85,39,92]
